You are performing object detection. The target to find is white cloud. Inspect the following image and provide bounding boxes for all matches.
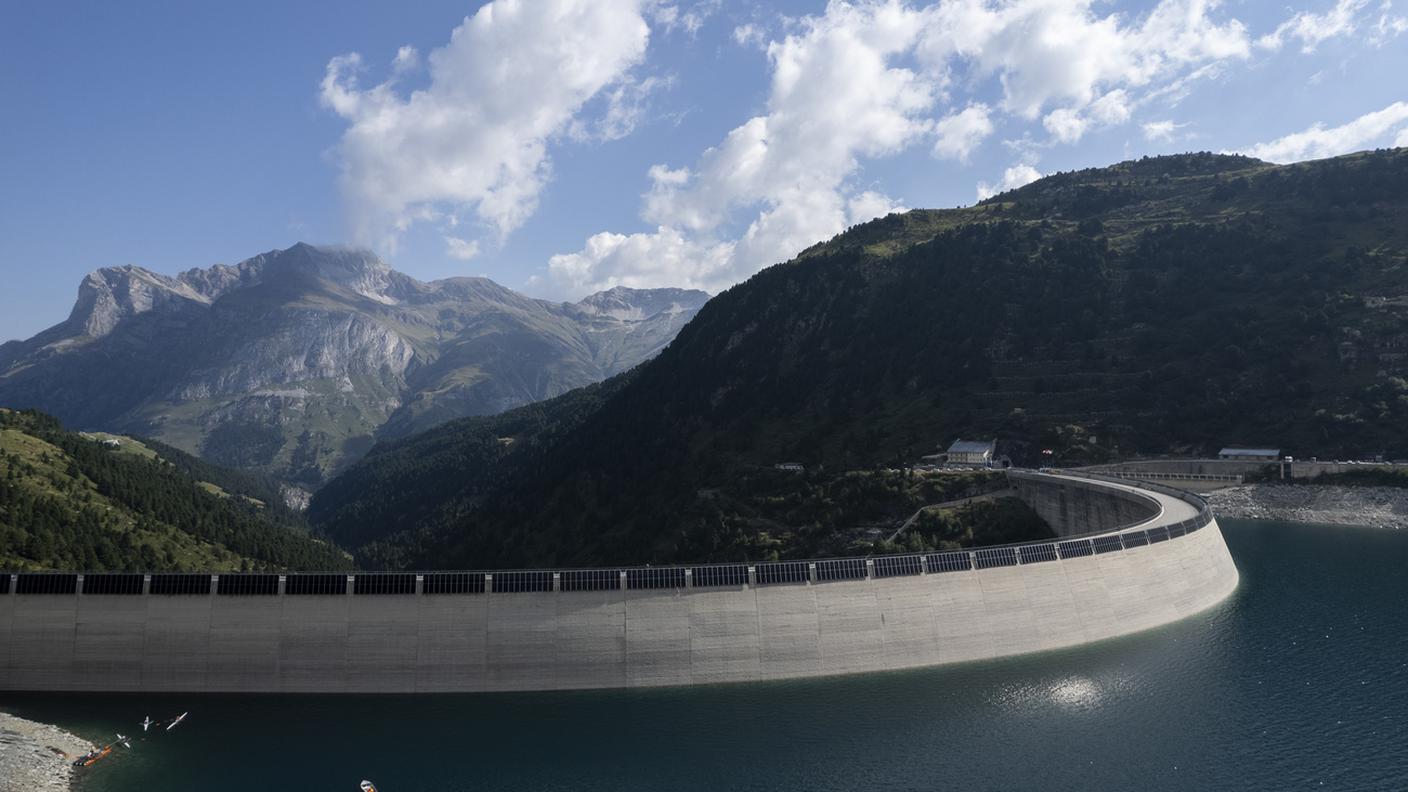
[1236,101,1408,162]
[917,0,1250,120]
[1258,0,1367,52]
[1142,119,1188,142]
[321,0,650,249]
[548,227,733,293]
[1373,1,1408,42]
[652,1,720,36]
[847,190,906,225]
[391,45,419,74]
[569,75,674,143]
[1043,107,1089,144]
[733,23,766,49]
[976,163,1043,202]
[544,0,1264,296]
[932,103,993,161]
[553,0,935,295]
[1398,127,1408,148]
[445,236,481,260]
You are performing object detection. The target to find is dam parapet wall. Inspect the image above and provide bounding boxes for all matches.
[0,471,1240,693]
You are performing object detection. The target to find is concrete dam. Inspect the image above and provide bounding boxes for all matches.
[0,471,1240,693]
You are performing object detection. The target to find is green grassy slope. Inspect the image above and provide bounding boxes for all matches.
[0,408,350,571]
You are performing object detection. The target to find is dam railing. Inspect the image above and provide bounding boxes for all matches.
[1,470,1214,598]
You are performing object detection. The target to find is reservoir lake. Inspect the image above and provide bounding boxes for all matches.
[3,519,1406,791]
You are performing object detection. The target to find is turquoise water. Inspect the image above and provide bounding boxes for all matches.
[4,519,1407,791]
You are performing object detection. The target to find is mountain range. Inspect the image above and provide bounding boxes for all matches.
[0,244,707,491]
[308,148,1408,570]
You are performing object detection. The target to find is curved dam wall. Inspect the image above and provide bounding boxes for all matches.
[0,472,1240,693]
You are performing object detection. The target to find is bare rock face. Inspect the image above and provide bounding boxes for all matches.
[0,243,709,487]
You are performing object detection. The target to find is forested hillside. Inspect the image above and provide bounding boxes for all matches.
[311,148,1408,570]
[0,409,348,571]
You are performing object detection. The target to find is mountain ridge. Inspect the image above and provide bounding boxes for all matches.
[0,244,709,488]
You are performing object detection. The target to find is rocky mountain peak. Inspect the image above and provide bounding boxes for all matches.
[69,265,210,339]
[571,286,710,322]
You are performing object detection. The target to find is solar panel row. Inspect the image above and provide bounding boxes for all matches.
[873,555,923,578]
[1018,544,1059,564]
[422,573,485,595]
[691,565,748,587]
[756,561,809,585]
[975,547,1018,569]
[561,569,619,592]
[627,567,686,590]
[353,574,417,595]
[492,571,553,593]
[927,552,972,573]
[151,574,212,595]
[285,574,347,596]
[816,558,866,582]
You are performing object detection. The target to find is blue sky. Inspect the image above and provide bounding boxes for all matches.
[2,0,1406,342]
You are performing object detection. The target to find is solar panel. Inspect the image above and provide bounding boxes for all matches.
[492,571,553,593]
[285,573,348,595]
[1017,544,1058,564]
[691,565,748,587]
[1166,524,1187,539]
[926,551,972,573]
[815,558,866,582]
[353,573,417,595]
[872,555,923,578]
[1057,539,1094,559]
[150,574,212,595]
[1120,531,1149,549]
[80,573,145,595]
[422,572,485,595]
[1092,535,1124,554]
[16,573,77,595]
[974,547,1019,569]
[755,561,808,585]
[1146,526,1171,543]
[216,574,279,596]
[560,569,619,592]
[626,567,686,590]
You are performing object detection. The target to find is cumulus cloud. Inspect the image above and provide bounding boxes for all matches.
[1043,107,1088,144]
[552,0,935,294]
[932,103,993,161]
[1235,101,1408,162]
[321,0,650,249]
[917,0,1250,120]
[976,163,1043,202]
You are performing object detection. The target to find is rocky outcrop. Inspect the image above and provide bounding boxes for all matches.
[0,244,709,487]
[0,711,91,792]
[1206,484,1408,529]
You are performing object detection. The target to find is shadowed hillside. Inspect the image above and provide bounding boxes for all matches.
[310,148,1408,569]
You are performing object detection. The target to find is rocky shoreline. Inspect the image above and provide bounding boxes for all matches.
[1205,484,1408,529]
[0,711,90,792]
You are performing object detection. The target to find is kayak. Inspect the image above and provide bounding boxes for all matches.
[72,746,111,767]
[166,712,188,731]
